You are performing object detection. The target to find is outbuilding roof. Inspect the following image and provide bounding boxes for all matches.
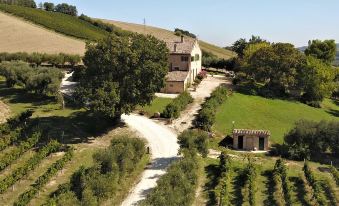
[233,129,271,137]
[165,71,189,82]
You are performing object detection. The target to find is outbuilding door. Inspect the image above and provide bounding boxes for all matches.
[259,137,265,150]
[238,136,243,150]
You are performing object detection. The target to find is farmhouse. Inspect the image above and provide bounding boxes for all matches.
[232,129,270,151]
[161,36,202,93]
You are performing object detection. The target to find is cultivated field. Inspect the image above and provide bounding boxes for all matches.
[0,11,86,55]
[102,19,236,59]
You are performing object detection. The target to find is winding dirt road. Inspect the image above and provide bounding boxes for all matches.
[121,114,179,206]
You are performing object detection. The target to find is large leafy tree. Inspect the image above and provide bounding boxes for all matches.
[300,56,336,103]
[75,34,169,119]
[305,39,337,64]
[247,43,306,94]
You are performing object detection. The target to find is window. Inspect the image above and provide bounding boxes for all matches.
[181,56,189,62]
[169,84,173,87]
[191,56,195,62]
[195,54,200,61]
[174,66,179,71]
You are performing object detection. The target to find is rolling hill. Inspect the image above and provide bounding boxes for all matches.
[0,11,86,54]
[0,4,235,59]
[101,19,236,59]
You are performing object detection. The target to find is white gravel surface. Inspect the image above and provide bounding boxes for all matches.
[121,114,179,206]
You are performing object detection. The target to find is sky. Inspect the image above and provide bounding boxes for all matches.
[43,0,339,47]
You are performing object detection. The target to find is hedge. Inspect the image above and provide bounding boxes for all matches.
[241,159,257,206]
[140,150,199,206]
[0,140,61,194]
[161,91,193,119]
[214,152,233,206]
[272,159,292,206]
[0,52,81,67]
[14,148,74,206]
[195,86,228,131]
[303,162,327,206]
[0,130,41,171]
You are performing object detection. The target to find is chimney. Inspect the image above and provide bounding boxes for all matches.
[174,44,177,52]
[181,35,184,43]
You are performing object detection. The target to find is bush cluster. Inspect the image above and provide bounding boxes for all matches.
[178,129,209,157]
[0,130,41,171]
[241,159,257,206]
[282,120,339,160]
[0,140,61,193]
[45,137,146,205]
[195,86,228,131]
[141,150,199,206]
[0,4,107,41]
[214,152,233,206]
[161,91,193,119]
[303,162,327,205]
[272,159,292,206]
[0,110,33,150]
[202,50,236,69]
[174,28,196,38]
[0,52,81,67]
[14,148,74,206]
[0,61,63,97]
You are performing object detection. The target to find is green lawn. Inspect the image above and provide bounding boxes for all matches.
[0,4,107,41]
[137,97,173,116]
[213,93,339,143]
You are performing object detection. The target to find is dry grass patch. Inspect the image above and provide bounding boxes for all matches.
[0,100,10,124]
[0,11,85,55]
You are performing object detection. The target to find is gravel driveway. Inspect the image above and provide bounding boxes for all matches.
[121,114,179,206]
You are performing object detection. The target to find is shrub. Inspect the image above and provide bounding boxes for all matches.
[141,150,199,206]
[178,129,209,157]
[329,166,339,186]
[195,86,228,131]
[45,136,146,204]
[161,91,193,119]
[214,152,233,206]
[272,159,292,206]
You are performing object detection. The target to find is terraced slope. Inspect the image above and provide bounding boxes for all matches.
[0,11,86,54]
[101,19,236,59]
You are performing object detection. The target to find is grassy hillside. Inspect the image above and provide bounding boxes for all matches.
[213,93,339,144]
[0,11,86,54]
[101,19,236,59]
[0,4,108,41]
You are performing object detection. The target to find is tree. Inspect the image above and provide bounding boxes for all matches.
[43,2,54,11]
[300,56,336,104]
[231,38,247,58]
[305,39,337,64]
[55,3,77,16]
[75,34,169,120]
[246,43,306,96]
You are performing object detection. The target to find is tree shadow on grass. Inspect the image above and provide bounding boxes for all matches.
[204,163,219,206]
[30,110,123,144]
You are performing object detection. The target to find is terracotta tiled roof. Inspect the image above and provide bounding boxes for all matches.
[233,129,271,137]
[166,71,189,82]
[166,36,196,54]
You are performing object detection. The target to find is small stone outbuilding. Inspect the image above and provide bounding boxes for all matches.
[232,129,270,151]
